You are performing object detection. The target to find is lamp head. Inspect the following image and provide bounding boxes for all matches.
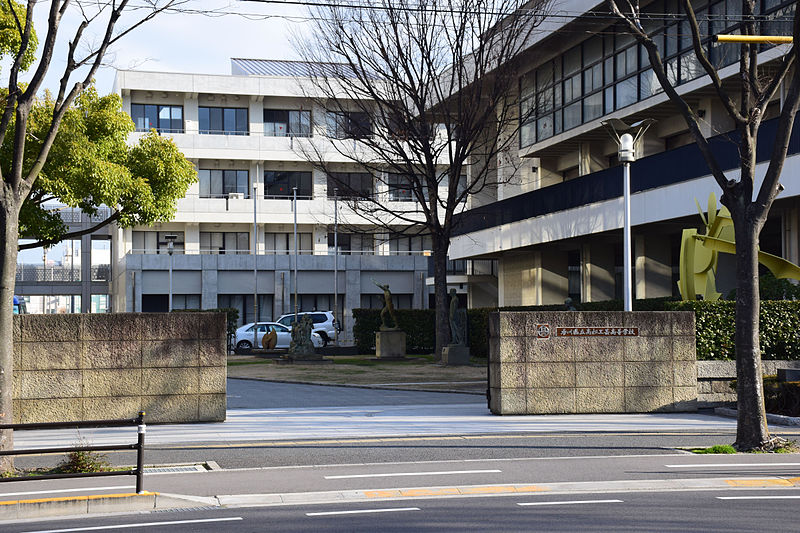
[619,133,636,162]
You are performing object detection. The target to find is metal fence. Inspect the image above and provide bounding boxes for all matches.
[0,412,147,493]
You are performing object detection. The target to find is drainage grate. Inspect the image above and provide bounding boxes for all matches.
[144,465,207,474]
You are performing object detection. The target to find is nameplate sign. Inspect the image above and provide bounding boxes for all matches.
[556,327,639,337]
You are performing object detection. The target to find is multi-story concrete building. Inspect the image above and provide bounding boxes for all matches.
[450,0,798,306]
[111,59,474,340]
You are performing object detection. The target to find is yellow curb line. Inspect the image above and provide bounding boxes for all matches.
[0,492,158,506]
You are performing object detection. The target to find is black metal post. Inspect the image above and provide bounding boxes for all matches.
[136,411,146,494]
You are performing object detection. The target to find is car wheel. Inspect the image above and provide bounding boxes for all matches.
[318,332,329,347]
[236,340,252,353]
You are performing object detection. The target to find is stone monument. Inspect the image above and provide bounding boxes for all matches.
[442,288,470,365]
[288,314,322,361]
[373,279,406,359]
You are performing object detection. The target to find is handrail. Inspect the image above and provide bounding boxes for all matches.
[0,412,147,493]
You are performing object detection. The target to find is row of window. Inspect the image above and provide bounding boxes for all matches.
[130,230,429,255]
[131,105,372,139]
[520,0,795,147]
[196,170,429,202]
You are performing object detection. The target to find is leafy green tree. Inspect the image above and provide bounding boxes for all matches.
[14,87,196,250]
[0,0,182,472]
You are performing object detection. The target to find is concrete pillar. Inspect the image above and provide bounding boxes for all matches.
[783,202,800,266]
[274,269,291,317]
[201,259,218,310]
[81,233,92,312]
[635,235,673,299]
[540,250,568,305]
[498,250,549,306]
[344,266,361,344]
[184,223,200,255]
[585,242,615,302]
[313,225,328,255]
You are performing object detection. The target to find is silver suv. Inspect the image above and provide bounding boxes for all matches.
[276,311,339,346]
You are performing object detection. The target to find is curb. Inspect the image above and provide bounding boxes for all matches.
[0,491,215,520]
[714,407,800,427]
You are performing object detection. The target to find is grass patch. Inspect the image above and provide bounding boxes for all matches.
[690,445,737,454]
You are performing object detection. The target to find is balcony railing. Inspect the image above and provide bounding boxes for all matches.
[16,264,81,282]
[453,114,800,237]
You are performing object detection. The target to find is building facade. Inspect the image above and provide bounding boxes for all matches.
[450,0,799,307]
[111,59,474,340]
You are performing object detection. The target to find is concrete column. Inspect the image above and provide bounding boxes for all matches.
[201,260,218,310]
[499,251,543,306]
[585,242,616,302]
[635,235,646,300]
[579,143,592,176]
[313,225,328,255]
[783,203,800,267]
[184,223,200,255]
[540,250,568,305]
[636,235,673,299]
[274,269,291,317]
[344,266,361,344]
[81,233,92,312]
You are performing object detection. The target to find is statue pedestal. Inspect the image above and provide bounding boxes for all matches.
[442,344,470,366]
[376,330,406,359]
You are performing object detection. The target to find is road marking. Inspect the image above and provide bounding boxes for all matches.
[324,469,501,479]
[23,517,243,533]
[0,486,133,498]
[306,507,421,517]
[364,484,548,498]
[725,479,794,487]
[517,499,623,507]
[718,496,800,500]
[666,463,800,468]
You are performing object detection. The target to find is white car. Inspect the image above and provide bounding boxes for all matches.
[276,311,339,346]
[234,322,323,352]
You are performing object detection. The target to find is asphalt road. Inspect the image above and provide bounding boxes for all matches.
[5,488,799,532]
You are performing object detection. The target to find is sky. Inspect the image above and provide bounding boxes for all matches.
[28,0,309,95]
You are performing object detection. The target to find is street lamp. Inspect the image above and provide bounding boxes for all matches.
[333,187,339,345]
[164,234,178,312]
[601,118,655,312]
[253,181,259,349]
[293,186,298,325]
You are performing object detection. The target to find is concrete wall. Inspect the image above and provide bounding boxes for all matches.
[12,312,226,424]
[697,360,800,408]
[488,311,697,414]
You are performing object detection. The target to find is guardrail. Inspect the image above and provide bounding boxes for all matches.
[0,411,147,493]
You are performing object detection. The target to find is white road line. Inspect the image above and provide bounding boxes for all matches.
[717,496,800,500]
[665,463,800,468]
[324,469,501,479]
[24,517,243,533]
[517,499,623,507]
[0,486,134,498]
[306,507,421,517]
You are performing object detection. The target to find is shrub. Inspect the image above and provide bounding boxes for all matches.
[668,300,800,360]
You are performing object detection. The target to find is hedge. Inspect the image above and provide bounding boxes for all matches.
[666,300,800,360]
[353,299,800,361]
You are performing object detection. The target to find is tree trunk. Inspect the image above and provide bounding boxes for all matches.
[0,194,19,472]
[732,212,770,450]
[432,235,451,361]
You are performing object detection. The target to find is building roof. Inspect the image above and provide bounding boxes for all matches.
[230,58,359,78]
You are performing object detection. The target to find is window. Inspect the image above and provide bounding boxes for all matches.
[264,109,311,137]
[327,233,374,255]
[218,294,274,325]
[199,106,248,135]
[263,232,313,255]
[327,111,372,139]
[200,232,250,254]
[131,231,184,254]
[199,169,250,198]
[361,293,412,309]
[171,294,201,311]
[389,234,432,255]
[131,104,184,133]
[264,171,312,198]
[327,172,373,199]
[388,174,415,202]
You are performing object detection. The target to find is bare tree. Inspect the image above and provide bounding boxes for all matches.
[608,0,800,450]
[295,0,548,358]
[0,0,185,472]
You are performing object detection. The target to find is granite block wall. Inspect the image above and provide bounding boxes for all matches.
[12,312,226,424]
[697,360,800,407]
[488,311,697,414]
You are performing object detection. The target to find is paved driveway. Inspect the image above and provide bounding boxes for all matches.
[227,378,481,409]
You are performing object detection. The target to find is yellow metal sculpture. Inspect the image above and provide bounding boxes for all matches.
[678,193,800,301]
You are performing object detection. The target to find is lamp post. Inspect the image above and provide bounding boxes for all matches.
[293,186,298,324]
[333,188,338,345]
[253,181,259,349]
[601,119,655,312]
[164,234,178,312]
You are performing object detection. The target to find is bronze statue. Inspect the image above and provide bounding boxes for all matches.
[372,279,400,330]
[448,288,466,345]
[289,314,315,355]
